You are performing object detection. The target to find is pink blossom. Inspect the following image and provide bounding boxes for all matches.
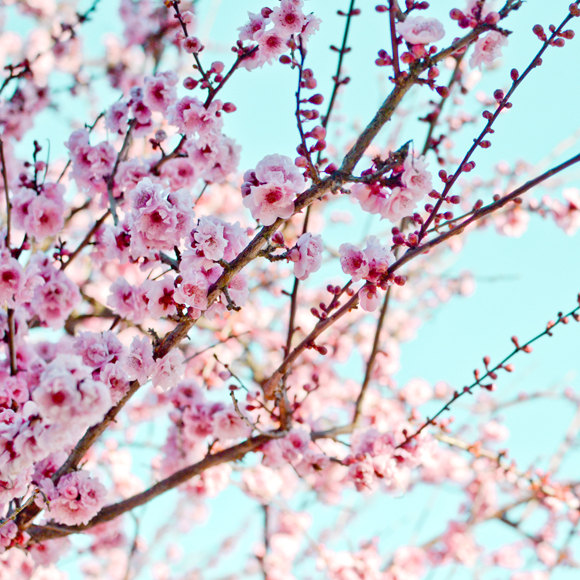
[151,349,184,392]
[105,100,129,134]
[193,217,228,261]
[363,235,394,284]
[169,97,223,138]
[351,182,390,215]
[242,154,304,225]
[65,130,116,194]
[142,71,178,114]
[222,221,248,261]
[160,158,197,190]
[398,16,445,45]
[252,153,305,192]
[212,408,251,441]
[0,520,18,550]
[174,271,210,313]
[242,464,284,503]
[291,233,323,280]
[271,0,307,35]
[49,471,106,526]
[125,336,155,384]
[348,457,377,492]
[127,179,194,258]
[400,378,433,407]
[402,154,432,200]
[254,28,287,64]
[73,331,122,369]
[107,278,148,324]
[382,187,418,222]
[360,284,382,312]
[0,252,23,307]
[28,267,81,329]
[469,31,508,69]
[12,182,65,240]
[244,182,296,225]
[100,362,130,405]
[238,11,267,42]
[143,277,178,319]
[339,243,369,282]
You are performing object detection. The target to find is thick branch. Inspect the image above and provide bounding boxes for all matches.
[25,432,280,542]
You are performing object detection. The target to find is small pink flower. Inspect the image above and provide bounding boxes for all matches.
[351,182,389,216]
[168,97,223,138]
[398,16,445,45]
[126,336,155,384]
[339,243,369,282]
[292,233,323,280]
[360,284,382,312]
[142,71,178,114]
[400,378,433,407]
[30,269,81,329]
[241,156,305,225]
[152,349,184,392]
[244,182,296,225]
[73,331,122,369]
[143,277,178,319]
[469,31,508,69]
[105,101,129,134]
[0,252,23,307]
[254,28,287,64]
[271,0,306,34]
[238,11,267,42]
[212,409,251,441]
[174,271,209,312]
[193,217,228,261]
[382,187,418,222]
[402,153,432,200]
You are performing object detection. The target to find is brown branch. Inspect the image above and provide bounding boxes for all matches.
[319,0,356,133]
[105,119,135,226]
[25,432,281,542]
[0,139,12,248]
[394,152,580,273]
[262,291,360,399]
[421,53,465,156]
[389,0,401,79]
[61,209,110,271]
[397,300,580,448]
[418,6,578,239]
[352,286,392,426]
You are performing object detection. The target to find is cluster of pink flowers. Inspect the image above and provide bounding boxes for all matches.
[351,153,433,223]
[339,236,395,310]
[241,154,306,225]
[159,380,251,478]
[0,252,80,329]
[43,471,107,526]
[66,129,116,197]
[238,0,320,69]
[12,182,65,241]
[126,178,193,259]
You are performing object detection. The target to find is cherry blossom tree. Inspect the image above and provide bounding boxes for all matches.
[0,0,579,578]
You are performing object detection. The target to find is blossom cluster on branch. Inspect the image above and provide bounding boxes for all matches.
[0,0,579,578]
